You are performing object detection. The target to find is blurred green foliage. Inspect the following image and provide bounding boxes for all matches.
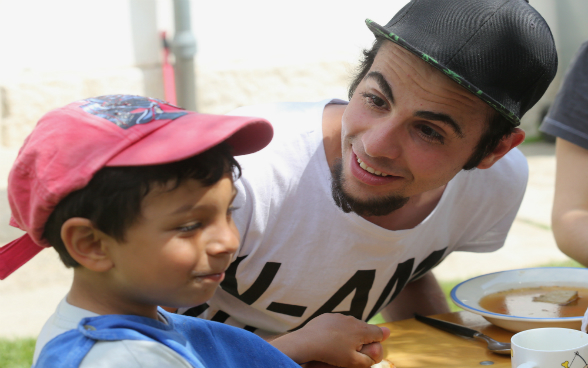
[0,338,35,368]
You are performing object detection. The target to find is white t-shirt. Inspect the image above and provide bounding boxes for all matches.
[33,297,192,368]
[180,99,528,336]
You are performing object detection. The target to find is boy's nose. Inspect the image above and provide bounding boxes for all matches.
[207,222,240,255]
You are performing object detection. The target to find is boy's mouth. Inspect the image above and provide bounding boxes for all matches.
[194,272,225,283]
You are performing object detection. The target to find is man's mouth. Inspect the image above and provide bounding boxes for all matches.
[349,152,399,186]
[356,157,388,177]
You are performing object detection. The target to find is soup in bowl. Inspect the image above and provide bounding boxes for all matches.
[450,267,588,332]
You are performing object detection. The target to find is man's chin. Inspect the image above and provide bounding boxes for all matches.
[331,159,409,216]
[333,189,409,216]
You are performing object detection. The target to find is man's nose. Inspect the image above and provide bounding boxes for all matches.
[362,117,404,160]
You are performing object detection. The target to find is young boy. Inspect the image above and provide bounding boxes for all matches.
[0,95,388,367]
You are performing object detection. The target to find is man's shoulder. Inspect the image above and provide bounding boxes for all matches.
[490,147,528,183]
[228,100,320,115]
[464,147,528,188]
[232,100,341,178]
[449,147,528,207]
[228,99,346,129]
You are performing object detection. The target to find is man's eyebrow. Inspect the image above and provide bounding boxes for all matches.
[415,111,464,138]
[366,71,395,104]
[365,71,464,138]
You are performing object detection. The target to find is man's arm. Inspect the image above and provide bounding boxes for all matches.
[552,138,588,267]
[379,271,449,322]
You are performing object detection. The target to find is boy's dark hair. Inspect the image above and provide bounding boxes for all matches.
[348,37,515,170]
[43,142,241,268]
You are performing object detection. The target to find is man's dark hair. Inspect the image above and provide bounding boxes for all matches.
[348,37,516,170]
[43,142,241,268]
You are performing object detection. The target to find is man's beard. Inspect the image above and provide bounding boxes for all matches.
[330,158,409,217]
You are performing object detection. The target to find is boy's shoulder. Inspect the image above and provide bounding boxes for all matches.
[36,331,193,368]
[35,311,299,368]
[34,313,195,368]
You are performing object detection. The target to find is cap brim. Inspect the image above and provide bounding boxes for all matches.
[365,19,520,126]
[106,113,273,166]
[0,234,45,280]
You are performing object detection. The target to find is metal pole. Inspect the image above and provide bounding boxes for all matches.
[172,0,197,111]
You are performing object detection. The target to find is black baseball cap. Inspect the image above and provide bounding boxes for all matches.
[366,0,558,126]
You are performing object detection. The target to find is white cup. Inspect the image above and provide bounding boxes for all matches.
[511,328,588,368]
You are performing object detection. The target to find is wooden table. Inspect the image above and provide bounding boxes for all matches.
[378,311,513,367]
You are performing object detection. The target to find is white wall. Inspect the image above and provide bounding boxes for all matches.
[190,1,409,68]
[0,0,413,147]
[0,0,159,75]
[0,0,410,74]
[0,0,584,147]
[0,0,166,146]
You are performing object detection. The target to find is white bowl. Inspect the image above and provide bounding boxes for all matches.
[450,267,588,332]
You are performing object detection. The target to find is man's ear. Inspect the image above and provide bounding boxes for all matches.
[476,128,525,170]
[61,218,114,272]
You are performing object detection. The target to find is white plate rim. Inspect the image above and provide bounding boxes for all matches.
[450,267,588,322]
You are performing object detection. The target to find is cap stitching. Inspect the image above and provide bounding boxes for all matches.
[9,151,97,242]
[386,0,417,28]
[366,20,520,125]
[515,66,549,113]
[445,0,514,65]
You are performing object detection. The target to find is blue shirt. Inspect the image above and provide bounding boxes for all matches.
[34,309,299,368]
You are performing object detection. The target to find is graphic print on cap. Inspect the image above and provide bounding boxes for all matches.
[79,95,187,129]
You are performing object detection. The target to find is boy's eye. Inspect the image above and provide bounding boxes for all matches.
[177,222,201,232]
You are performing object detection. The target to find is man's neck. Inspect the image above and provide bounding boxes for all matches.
[322,103,446,231]
[361,185,445,230]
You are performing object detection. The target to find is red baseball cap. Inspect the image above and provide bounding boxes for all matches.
[0,95,273,280]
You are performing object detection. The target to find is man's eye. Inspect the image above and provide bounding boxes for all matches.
[421,125,436,136]
[361,92,387,109]
[418,125,444,144]
[177,223,201,232]
[371,95,386,107]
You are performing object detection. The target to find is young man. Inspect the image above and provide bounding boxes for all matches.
[183,0,558,358]
[0,95,388,367]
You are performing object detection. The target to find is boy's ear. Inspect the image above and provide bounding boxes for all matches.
[476,128,525,170]
[61,218,114,272]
